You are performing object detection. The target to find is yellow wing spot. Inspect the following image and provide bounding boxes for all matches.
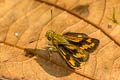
[86,38,92,43]
[64,35,83,42]
[73,53,85,58]
[78,35,82,37]
[69,57,75,66]
[71,39,81,42]
[69,37,83,42]
[64,35,74,39]
[90,43,95,47]
[80,47,84,49]
[82,44,90,49]
[79,49,83,53]
[63,56,66,59]
[61,50,67,55]
[80,43,95,50]
[77,37,83,41]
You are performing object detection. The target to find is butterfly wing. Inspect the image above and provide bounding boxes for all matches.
[50,32,99,68]
[55,44,82,68]
[64,44,89,62]
[63,32,99,53]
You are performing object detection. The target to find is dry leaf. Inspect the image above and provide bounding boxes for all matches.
[0,0,120,80]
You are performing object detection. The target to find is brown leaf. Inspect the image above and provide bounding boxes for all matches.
[0,0,120,80]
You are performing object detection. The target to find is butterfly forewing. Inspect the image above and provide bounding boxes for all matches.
[63,32,99,53]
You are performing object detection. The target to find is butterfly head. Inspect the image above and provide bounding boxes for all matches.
[45,30,56,41]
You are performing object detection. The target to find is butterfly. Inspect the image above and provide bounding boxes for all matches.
[45,30,99,69]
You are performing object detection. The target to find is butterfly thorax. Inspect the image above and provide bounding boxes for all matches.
[45,30,69,46]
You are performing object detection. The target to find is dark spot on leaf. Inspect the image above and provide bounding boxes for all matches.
[72,5,89,17]
[104,66,109,70]
[29,40,35,43]
[107,24,112,29]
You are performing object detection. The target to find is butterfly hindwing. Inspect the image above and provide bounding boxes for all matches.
[64,44,89,62]
[55,45,81,68]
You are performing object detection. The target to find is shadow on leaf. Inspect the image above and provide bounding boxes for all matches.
[24,48,73,77]
[72,5,89,17]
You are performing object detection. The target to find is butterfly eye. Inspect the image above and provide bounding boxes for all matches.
[48,37,52,41]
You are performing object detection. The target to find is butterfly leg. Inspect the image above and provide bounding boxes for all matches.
[48,46,57,61]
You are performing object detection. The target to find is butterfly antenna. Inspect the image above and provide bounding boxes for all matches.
[51,9,53,27]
